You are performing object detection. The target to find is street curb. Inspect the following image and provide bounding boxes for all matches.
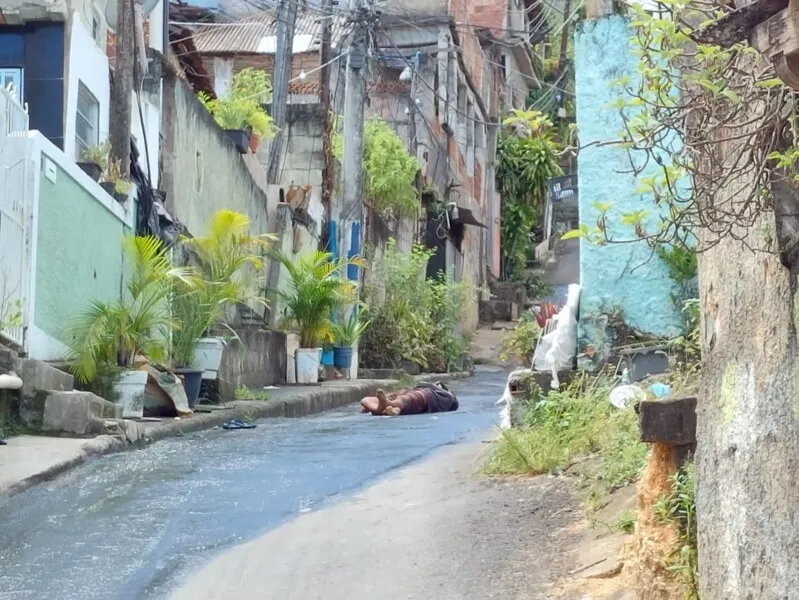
[2,371,472,497]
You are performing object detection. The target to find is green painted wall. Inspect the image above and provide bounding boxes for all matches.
[34,154,133,344]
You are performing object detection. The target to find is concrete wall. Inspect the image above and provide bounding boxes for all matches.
[25,133,136,360]
[161,73,271,242]
[63,13,110,162]
[218,327,287,396]
[575,15,682,347]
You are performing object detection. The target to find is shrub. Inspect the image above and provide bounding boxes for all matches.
[499,311,541,364]
[485,373,648,505]
[360,239,471,372]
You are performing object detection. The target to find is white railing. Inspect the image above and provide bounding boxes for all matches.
[0,85,30,347]
[1,84,28,137]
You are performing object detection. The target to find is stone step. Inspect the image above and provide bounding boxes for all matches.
[18,359,75,428]
[42,391,121,436]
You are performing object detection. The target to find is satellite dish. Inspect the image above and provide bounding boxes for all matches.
[105,0,160,32]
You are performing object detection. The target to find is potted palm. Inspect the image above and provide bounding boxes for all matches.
[173,209,273,388]
[67,236,188,418]
[199,85,275,154]
[272,250,365,384]
[229,68,273,152]
[332,308,370,371]
[78,141,109,182]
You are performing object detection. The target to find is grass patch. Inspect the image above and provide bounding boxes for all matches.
[484,372,649,509]
[616,509,637,533]
[235,386,271,402]
[655,462,698,598]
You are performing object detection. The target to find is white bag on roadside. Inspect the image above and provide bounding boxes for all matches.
[533,284,580,384]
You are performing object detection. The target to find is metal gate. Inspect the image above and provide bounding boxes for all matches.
[0,84,29,347]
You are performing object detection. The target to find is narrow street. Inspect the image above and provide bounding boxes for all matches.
[0,368,579,600]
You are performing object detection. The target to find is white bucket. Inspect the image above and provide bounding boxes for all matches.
[193,337,225,380]
[113,369,148,419]
[295,348,320,384]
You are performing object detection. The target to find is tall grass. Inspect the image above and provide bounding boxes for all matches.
[485,373,648,504]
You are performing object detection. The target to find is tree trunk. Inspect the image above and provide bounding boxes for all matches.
[697,213,799,596]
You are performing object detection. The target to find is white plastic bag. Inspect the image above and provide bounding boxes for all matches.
[533,284,581,385]
[609,384,646,409]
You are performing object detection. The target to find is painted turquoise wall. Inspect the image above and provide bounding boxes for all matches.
[34,154,133,345]
[575,15,683,345]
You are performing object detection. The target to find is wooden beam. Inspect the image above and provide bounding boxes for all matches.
[692,0,788,48]
[750,3,799,89]
[637,396,697,446]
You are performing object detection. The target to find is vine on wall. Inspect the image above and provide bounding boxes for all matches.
[333,118,420,220]
[497,110,563,280]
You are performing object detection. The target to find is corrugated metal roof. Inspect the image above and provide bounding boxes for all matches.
[194,10,348,55]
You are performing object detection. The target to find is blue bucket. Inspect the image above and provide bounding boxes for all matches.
[333,346,353,369]
[321,348,335,366]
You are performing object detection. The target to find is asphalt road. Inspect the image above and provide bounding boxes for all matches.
[0,367,576,600]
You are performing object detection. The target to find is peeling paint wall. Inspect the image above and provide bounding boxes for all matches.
[575,15,682,349]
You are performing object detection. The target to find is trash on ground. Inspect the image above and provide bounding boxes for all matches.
[609,384,646,409]
[222,419,257,430]
[649,382,673,398]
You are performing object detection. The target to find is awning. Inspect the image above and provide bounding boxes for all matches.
[452,207,487,228]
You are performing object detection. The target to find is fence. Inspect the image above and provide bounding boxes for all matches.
[0,85,30,346]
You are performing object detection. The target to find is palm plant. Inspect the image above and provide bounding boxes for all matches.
[67,236,190,384]
[332,307,370,347]
[170,209,274,367]
[273,250,365,349]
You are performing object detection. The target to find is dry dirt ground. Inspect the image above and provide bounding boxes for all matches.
[169,440,599,600]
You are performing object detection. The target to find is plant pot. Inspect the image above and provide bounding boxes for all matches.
[113,191,129,204]
[100,181,116,197]
[193,337,225,380]
[78,162,102,181]
[225,129,250,154]
[174,367,203,409]
[295,348,321,384]
[333,346,353,370]
[113,369,148,419]
[249,133,260,153]
[320,348,335,366]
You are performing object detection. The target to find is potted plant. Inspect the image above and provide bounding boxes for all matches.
[102,158,132,202]
[78,141,109,182]
[169,286,212,408]
[272,250,365,384]
[199,74,275,154]
[174,209,274,385]
[229,68,273,152]
[113,178,134,204]
[66,236,188,418]
[332,308,369,371]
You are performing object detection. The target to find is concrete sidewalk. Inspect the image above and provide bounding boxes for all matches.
[0,372,469,497]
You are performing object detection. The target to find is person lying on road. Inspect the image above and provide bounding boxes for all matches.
[360,381,459,416]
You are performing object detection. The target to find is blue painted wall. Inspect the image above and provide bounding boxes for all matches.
[0,23,65,149]
[575,15,683,347]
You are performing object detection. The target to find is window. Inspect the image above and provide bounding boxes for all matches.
[0,68,23,103]
[92,9,104,45]
[75,82,99,159]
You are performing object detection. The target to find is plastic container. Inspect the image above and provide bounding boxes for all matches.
[295,348,321,384]
[193,337,225,380]
[113,370,148,419]
[321,348,335,366]
[333,346,353,370]
[175,368,204,408]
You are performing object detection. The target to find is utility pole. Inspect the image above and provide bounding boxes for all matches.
[110,0,135,178]
[320,0,334,214]
[338,0,371,378]
[339,0,369,253]
[267,0,298,184]
[556,0,571,76]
